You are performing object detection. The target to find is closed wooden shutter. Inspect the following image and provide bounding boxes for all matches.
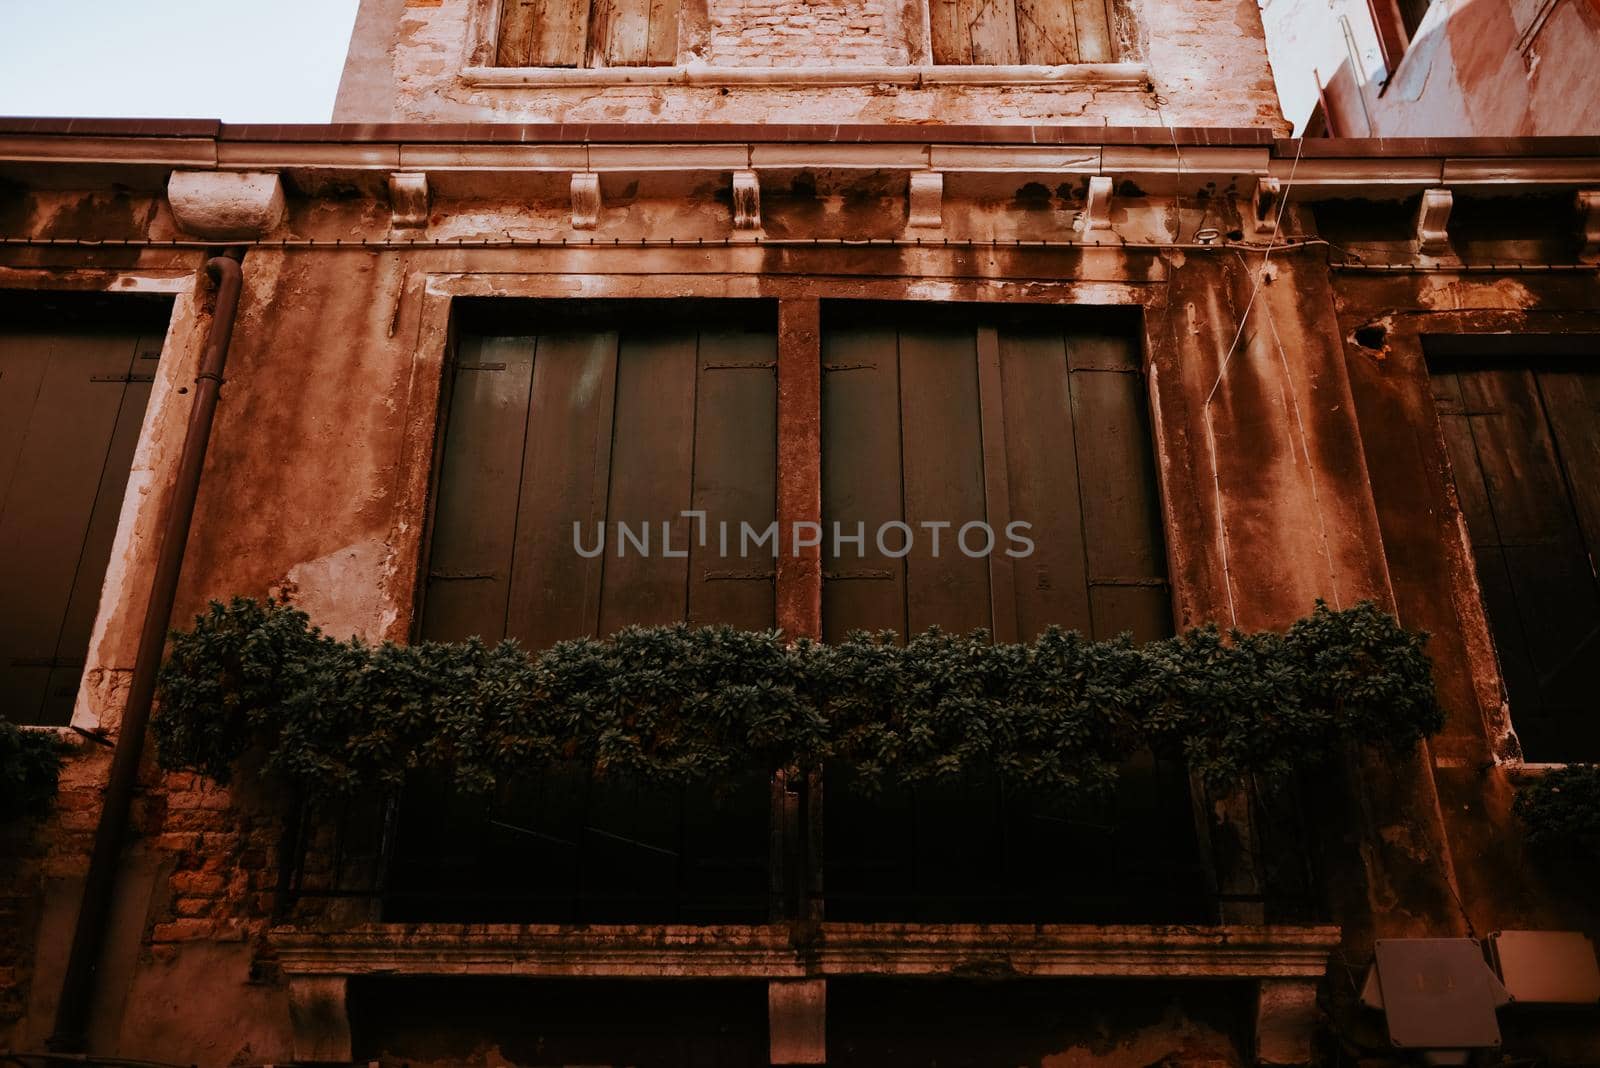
[820,305,1168,645]
[933,0,1114,65]
[420,301,777,648]
[496,0,591,66]
[0,319,162,726]
[496,0,678,67]
[1433,360,1600,761]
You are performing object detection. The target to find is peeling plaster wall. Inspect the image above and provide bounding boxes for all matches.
[332,0,1288,130]
[3,175,1599,1065]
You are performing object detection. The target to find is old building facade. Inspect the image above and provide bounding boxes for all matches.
[2,0,1598,1064]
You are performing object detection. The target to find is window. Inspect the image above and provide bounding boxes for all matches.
[390,300,778,923]
[495,0,679,67]
[0,294,167,727]
[369,299,1212,927]
[820,304,1206,923]
[1432,357,1600,762]
[930,0,1116,65]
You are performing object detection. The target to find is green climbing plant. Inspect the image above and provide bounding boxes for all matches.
[152,597,1443,803]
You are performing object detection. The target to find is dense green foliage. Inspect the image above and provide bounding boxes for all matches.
[1514,764,1600,862]
[153,597,1443,802]
[1,716,63,820]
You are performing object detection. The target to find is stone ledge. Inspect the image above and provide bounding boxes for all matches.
[460,62,1152,89]
[270,922,1341,980]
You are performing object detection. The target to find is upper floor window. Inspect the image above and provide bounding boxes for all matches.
[496,0,679,67]
[930,0,1116,64]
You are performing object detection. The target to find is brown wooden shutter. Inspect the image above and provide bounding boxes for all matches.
[936,0,1115,65]
[421,303,776,649]
[0,326,159,725]
[496,0,590,67]
[1433,361,1600,761]
[591,0,679,66]
[821,306,1167,644]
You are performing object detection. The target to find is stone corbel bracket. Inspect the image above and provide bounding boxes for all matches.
[1078,175,1113,232]
[571,172,601,230]
[388,172,430,229]
[1251,177,1282,238]
[1579,189,1600,261]
[733,169,761,231]
[167,170,286,240]
[1416,188,1453,255]
[908,171,944,229]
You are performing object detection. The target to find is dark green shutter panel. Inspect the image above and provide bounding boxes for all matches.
[422,304,776,649]
[821,306,1169,644]
[0,327,159,726]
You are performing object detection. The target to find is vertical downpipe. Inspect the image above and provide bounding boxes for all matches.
[49,254,244,1051]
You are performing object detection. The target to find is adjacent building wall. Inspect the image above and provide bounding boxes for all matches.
[1261,0,1600,134]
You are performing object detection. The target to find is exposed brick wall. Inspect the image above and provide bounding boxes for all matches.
[149,775,281,947]
[709,0,892,66]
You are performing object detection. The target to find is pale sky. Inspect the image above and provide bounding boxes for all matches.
[0,0,361,123]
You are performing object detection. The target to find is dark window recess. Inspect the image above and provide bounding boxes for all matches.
[824,756,1211,923]
[1396,0,1432,40]
[1433,358,1600,762]
[827,979,1253,1067]
[384,300,778,923]
[821,303,1206,923]
[0,294,169,726]
[930,0,1115,65]
[350,977,768,1067]
[496,0,679,67]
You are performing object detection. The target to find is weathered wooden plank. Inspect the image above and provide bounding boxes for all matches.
[495,0,538,65]
[646,0,681,65]
[963,0,1021,65]
[419,335,535,644]
[1017,0,1080,64]
[689,326,778,631]
[777,300,822,641]
[595,0,651,66]
[498,0,590,67]
[597,328,698,634]
[929,0,967,63]
[976,326,1018,644]
[504,330,619,650]
[1535,368,1600,586]
[899,324,992,638]
[1070,0,1115,62]
[997,327,1092,641]
[821,325,907,642]
[1068,335,1169,642]
[1432,371,1547,743]
[40,332,153,724]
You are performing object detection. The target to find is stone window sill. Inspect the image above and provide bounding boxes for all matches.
[462,62,1150,89]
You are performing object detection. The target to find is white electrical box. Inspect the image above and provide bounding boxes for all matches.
[1489,930,1600,1005]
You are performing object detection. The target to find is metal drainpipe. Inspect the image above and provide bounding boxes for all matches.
[48,254,244,1052]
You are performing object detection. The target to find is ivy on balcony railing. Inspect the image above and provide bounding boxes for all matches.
[1,717,63,821]
[152,598,1443,803]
